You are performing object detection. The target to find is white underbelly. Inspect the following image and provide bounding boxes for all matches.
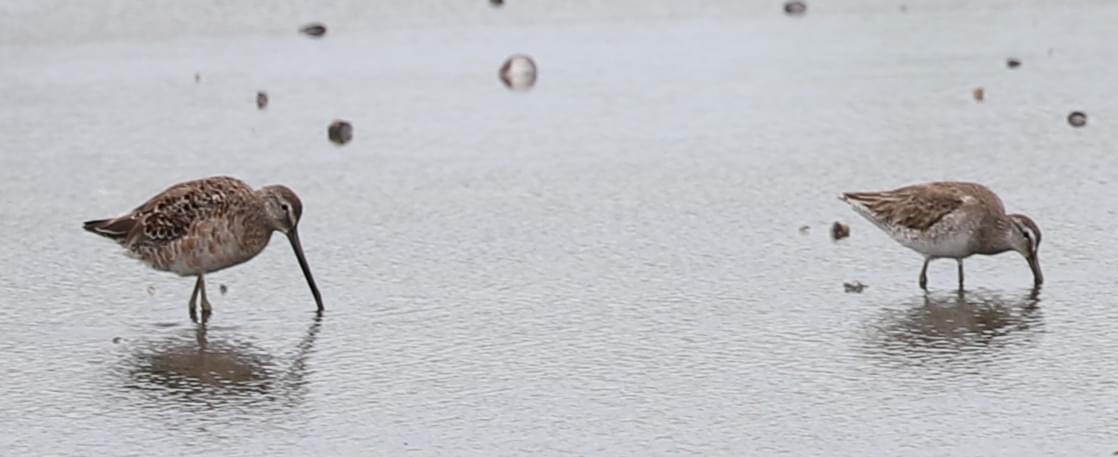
[894,228,973,258]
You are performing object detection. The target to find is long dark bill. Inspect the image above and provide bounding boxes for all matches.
[1027,254,1043,287]
[288,229,324,311]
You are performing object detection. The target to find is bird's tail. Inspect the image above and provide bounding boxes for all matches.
[837,191,895,228]
[838,191,897,212]
[839,191,890,205]
[83,217,135,241]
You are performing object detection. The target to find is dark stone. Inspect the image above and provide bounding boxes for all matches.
[784,1,807,16]
[300,23,327,38]
[328,120,353,145]
[843,281,867,293]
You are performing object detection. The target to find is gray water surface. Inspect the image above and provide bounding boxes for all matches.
[2,1,1118,456]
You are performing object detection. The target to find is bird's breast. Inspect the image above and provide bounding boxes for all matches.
[146,218,270,276]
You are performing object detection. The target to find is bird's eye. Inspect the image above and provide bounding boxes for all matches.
[281,203,290,213]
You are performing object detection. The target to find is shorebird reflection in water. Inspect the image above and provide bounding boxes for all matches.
[84,176,324,320]
[866,288,1043,365]
[840,181,1043,290]
[901,289,1040,343]
[125,312,325,406]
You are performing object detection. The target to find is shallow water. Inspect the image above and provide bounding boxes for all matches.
[2,1,1118,456]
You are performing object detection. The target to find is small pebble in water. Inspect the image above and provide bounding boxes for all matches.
[489,0,503,7]
[972,87,984,102]
[500,54,538,91]
[300,23,327,38]
[146,285,156,296]
[328,120,354,145]
[831,221,850,240]
[843,281,867,293]
[112,336,122,344]
[256,91,268,110]
[1006,58,1021,69]
[194,72,201,83]
[219,284,228,295]
[798,225,811,235]
[784,1,807,16]
[1068,111,1087,128]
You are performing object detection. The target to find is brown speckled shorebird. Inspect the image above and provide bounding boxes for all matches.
[83,176,324,320]
[839,181,1042,290]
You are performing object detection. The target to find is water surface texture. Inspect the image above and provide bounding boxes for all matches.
[2,1,1117,456]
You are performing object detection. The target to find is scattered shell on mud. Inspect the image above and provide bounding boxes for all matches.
[500,54,538,91]
[1068,111,1087,128]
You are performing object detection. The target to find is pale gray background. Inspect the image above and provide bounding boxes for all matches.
[1,1,1116,456]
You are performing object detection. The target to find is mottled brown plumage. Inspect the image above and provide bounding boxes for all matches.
[842,182,1004,231]
[84,176,323,320]
[840,181,1042,290]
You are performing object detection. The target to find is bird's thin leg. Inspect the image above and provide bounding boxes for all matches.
[189,276,203,322]
[956,259,965,290]
[198,274,213,317]
[919,258,931,290]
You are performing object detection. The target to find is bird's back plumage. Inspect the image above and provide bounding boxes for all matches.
[84,176,268,275]
[840,182,1004,232]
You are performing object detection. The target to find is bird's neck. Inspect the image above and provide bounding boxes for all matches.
[974,216,1015,255]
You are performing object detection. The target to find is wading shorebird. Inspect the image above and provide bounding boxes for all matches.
[839,181,1043,290]
[83,176,324,319]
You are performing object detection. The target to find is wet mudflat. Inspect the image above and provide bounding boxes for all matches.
[1,1,1117,456]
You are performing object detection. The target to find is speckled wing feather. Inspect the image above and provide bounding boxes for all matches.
[124,177,254,246]
[86,177,254,248]
[841,183,968,231]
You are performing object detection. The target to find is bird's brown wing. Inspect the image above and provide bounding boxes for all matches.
[842,183,968,231]
[119,177,253,246]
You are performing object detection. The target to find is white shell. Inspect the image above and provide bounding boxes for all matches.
[500,55,538,91]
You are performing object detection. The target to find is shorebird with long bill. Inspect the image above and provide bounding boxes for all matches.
[84,176,324,319]
[839,181,1043,290]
